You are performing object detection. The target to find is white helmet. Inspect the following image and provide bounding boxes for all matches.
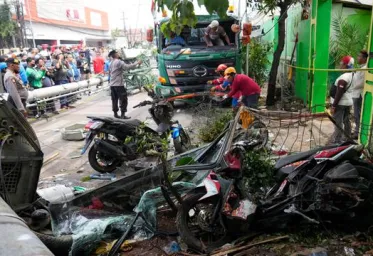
[209,20,219,28]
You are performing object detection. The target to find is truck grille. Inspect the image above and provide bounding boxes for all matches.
[165,58,235,86]
[0,163,21,193]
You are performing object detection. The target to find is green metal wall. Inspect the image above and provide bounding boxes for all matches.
[310,0,333,113]
[295,19,311,103]
[360,7,373,149]
[261,17,279,65]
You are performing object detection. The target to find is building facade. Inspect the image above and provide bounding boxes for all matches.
[14,0,111,47]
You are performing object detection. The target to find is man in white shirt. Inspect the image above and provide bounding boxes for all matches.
[352,50,368,139]
[330,56,355,144]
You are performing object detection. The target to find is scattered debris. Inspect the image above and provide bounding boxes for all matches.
[73,186,87,194]
[163,241,181,254]
[61,123,86,141]
[30,209,51,231]
[211,236,289,256]
[90,173,117,181]
[80,176,91,182]
[77,168,85,173]
[36,185,75,203]
[43,152,60,166]
[344,247,355,256]
[290,247,328,256]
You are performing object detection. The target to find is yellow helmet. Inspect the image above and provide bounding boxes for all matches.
[224,67,237,76]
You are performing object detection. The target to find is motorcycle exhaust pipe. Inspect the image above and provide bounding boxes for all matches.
[94,139,126,158]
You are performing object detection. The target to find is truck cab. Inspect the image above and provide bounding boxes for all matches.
[154,15,242,98]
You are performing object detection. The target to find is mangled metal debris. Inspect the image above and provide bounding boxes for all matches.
[31,107,373,255]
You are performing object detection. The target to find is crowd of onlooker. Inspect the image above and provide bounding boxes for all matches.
[0,45,111,117]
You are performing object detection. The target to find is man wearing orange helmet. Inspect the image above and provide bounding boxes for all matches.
[223,67,261,108]
[209,64,241,108]
[207,64,227,86]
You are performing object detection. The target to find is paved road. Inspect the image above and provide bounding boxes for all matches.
[32,90,195,189]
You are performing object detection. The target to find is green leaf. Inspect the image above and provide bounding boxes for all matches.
[175,157,196,166]
[164,0,177,9]
[197,0,204,6]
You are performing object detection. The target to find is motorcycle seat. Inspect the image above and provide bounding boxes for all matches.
[274,145,337,170]
[87,116,141,126]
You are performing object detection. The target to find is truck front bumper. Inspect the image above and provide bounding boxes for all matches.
[155,83,212,97]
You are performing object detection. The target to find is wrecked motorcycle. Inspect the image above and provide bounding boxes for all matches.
[176,142,373,253]
[133,98,191,153]
[81,116,145,173]
[82,98,190,173]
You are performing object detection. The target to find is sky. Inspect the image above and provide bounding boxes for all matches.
[85,0,250,30]
[85,0,154,30]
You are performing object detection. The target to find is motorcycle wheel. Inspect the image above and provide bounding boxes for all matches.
[174,128,191,154]
[88,145,122,173]
[176,192,228,253]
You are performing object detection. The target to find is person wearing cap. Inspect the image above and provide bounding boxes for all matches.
[3,58,29,117]
[108,49,142,119]
[204,20,232,47]
[222,67,261,108]
[351,50,368,139]
[329,56,355,144]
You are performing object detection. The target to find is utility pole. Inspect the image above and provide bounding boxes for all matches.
[14,0,27,48]
[121,11,129,48]
[25,0,36,48]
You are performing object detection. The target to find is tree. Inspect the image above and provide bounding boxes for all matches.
[0,1,16,48]
[330,10,368,66]
[250,0,300,106]
[111,28,121,41]
[242,38,272,87]
[154,0,228,38]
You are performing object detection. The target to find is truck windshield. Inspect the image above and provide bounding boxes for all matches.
[160,19,237,50]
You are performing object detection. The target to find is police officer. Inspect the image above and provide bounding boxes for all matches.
[4,58,29,118]
[108,50,142,119]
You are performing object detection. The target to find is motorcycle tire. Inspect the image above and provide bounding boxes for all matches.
[88,145,122,173]
[176,192,228,253]
[174,128,191,154]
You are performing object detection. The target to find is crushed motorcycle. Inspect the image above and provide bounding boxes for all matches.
[176,140,373,253]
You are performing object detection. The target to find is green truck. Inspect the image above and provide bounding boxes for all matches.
[154,15,242,98]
